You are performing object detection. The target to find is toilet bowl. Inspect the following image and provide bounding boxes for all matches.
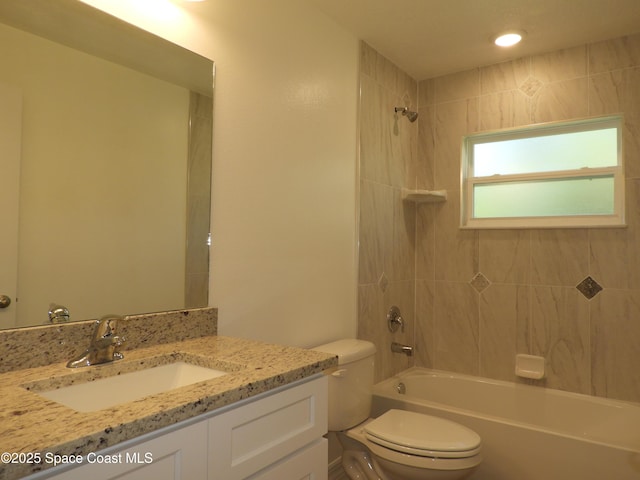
[348,411,481,479]
[314,339,482,480]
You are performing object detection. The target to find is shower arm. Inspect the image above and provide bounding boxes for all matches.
[394,106,418,122]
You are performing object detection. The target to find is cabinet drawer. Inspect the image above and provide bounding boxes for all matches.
[208,376,328,480]
[248,438,327,480]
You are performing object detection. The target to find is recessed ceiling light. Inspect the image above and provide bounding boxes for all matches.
[494,31,526,47]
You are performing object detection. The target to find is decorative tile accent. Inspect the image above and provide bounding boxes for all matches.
[576,276,603,299]
[378,272,389,293]
[519,76,544,97]
[470,272,491,293]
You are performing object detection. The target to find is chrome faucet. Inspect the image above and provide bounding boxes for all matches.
[391,342,413,356]
[67,314,126,368]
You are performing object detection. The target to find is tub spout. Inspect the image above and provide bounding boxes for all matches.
[391,342,413,356]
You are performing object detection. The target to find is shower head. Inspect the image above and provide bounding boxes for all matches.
[394,106,418,122]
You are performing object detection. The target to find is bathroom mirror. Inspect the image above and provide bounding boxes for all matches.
[0,0,213,329]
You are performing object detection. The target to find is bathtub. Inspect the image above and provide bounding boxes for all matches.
[371,367,640,480]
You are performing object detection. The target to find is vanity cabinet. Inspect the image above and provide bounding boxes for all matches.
[28,375,327,480]
[208,375,327,479]
[43,421,208,480]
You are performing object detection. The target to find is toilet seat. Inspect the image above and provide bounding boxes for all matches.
[364,438,482,471]
[363,409,482,459]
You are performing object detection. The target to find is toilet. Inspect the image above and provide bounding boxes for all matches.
[314,339,482,480]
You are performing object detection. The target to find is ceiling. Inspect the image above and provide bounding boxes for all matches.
[303,0,640,80]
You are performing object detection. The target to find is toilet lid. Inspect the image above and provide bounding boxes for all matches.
[364,409,481,458]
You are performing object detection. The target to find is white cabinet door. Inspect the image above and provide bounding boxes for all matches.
[44,420,208,480]
[248,439,328,480]
[208,376,328,480]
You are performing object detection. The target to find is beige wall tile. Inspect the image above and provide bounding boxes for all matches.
[531,229,589,286]
[591,288,640,402]
[390,107,418,188]
[434,98,479,190]
[435,69,480,103]
[360,280,415,382]
[532,45,587,83]
[417,104,435,189]
[358,280,416,383]
[589,33,640,74]
[479,284,529,381]
[359,41,378,80]
[590,178,640,289]
[434,192,479,282]
[360,42,418,105]
[358,180,393,285]
[360,74,392,184]
[415,280,435,368]
[397,71,418,109]
[433,281,479,375]
[623,111,640,179]
[479,230,531,284]
[357,283,387,383]
[532,77,589,123]
[481,57,530,94]
[360,41,401,95]
[530,286,590,394]
[388,188,416,282]
[418,78,435,107]
[416,204,436,281]
[479,90,531,131]
[383,280,416,375]
[589,67,640,115]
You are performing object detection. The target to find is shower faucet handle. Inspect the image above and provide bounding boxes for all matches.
[387,305,404,333]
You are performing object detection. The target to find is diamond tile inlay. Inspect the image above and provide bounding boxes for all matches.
[470,272,491,293]
[519,76,544,97]
[378,272,389,293]
[576,276,603,299]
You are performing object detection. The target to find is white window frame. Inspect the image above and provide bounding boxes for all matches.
[460,116,625,229]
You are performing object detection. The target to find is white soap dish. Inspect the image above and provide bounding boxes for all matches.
[515,354,545,380]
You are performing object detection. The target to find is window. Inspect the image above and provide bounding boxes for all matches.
[461,116,624,228]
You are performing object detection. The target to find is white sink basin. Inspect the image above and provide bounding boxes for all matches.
[36,362,228,412]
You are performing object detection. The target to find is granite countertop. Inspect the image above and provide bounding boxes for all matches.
[0,335,337,480]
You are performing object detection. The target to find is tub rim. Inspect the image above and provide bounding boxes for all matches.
[372,366,640,453]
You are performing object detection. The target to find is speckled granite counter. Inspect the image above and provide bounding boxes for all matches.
[0,333,337,479]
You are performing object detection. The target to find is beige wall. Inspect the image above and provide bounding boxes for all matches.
[359,34,640,403]
[82,0,360,347]
[357,43,419,380]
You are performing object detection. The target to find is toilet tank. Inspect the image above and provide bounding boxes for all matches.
[313,339,376,431]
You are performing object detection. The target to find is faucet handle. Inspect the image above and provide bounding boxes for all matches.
[92,314,124,340]
[111,335,126,361]
[387,306,404,333]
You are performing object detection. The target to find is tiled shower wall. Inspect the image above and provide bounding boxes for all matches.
[358,43,418,381]
[358,34,640,403]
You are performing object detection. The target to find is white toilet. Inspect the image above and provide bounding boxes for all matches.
[314,339,482,480]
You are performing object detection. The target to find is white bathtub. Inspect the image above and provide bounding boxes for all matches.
[371,367,640,480]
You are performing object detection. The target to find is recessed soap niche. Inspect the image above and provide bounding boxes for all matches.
[515,354,545,380]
